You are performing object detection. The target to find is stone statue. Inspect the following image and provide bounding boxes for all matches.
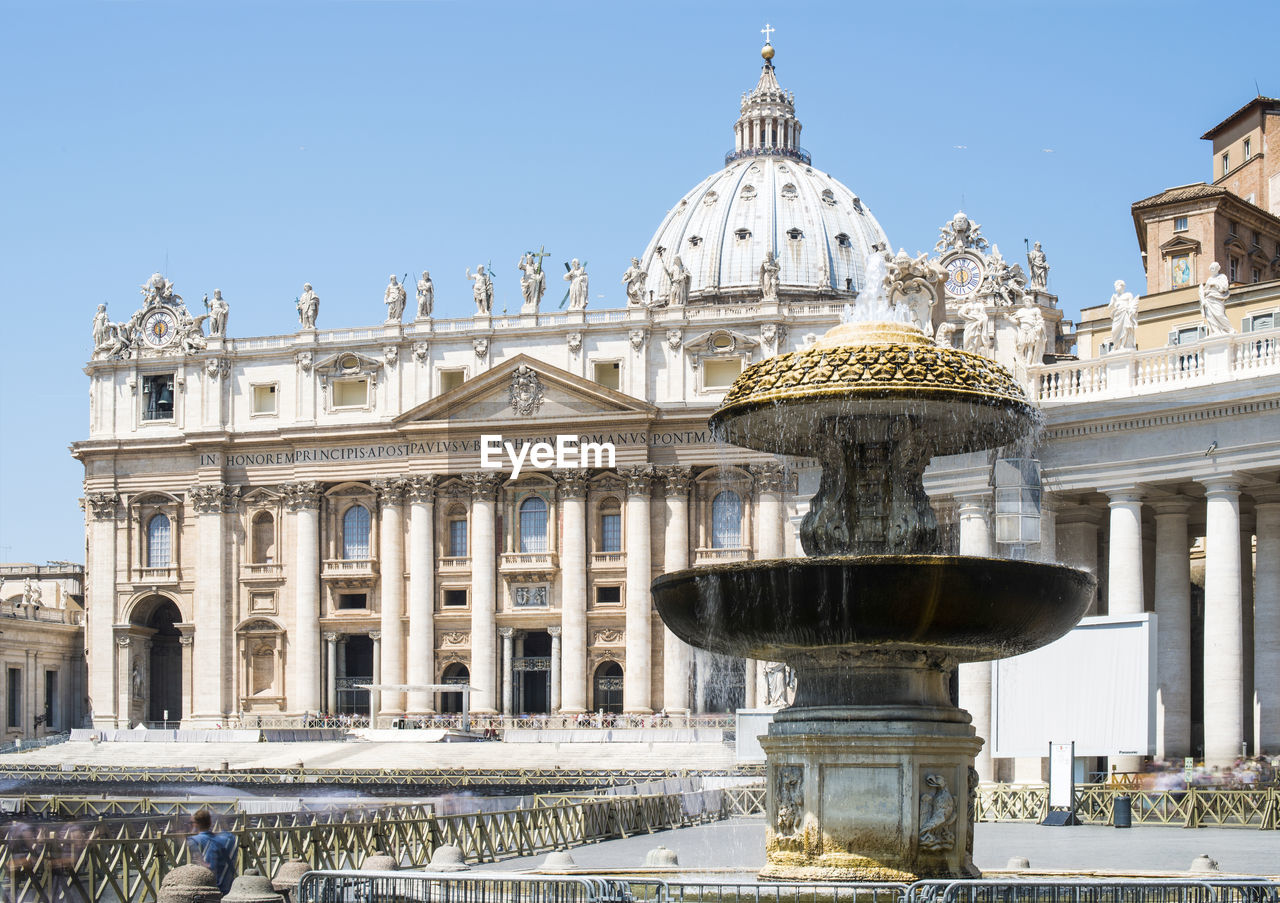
[935,211,989,253]
[621,257,648,307]
[141,272,182,308]
[384,274,407,322]
[297,283,320,329]
[204,290,229,337]
[759,250,781,303]
[92,304,111,350]
[980,245,1026,307]
[763,661,796,706]
[958,298,990,356]
[517,254,546,314]
[564,259,589,311]
[1027,241,1049,290]
[1108,280,1138,351]
[22,578,33,607]
[177,310,209,353]
[416,271,434,319]
[1199,261,1234,335]
[1010,296,1047,368]
[466,265,493,314]
[28,583,41,609]
[131,660,144,700]
[665,255,691,307]
[775,766,803,837]
[918,774,957,852]
[934,321,956,348]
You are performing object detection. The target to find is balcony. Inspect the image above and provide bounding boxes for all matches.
[500,552,557,580]
[321,558,378,588]
[590,551,626,568]
[134,566,179,584]
[241,562,284,582]
[439,556,471,571]
[694,547,751,566]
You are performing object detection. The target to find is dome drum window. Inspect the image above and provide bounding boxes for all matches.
[835,233,852,249]
[821,189,837,207]
[735,229,752,241]
[787,228,804,241]
[688,236,703,247]
[781,183,798,200]
[702,191,719,206]
[740,185,757,200]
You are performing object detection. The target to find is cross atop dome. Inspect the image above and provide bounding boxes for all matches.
[727,29,808,167]
[761,22,775,63]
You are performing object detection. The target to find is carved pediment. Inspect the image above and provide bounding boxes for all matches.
[684,329,760,355]
[315,351,384,380]
[396,354,656,426]
[1158,235,1201,257]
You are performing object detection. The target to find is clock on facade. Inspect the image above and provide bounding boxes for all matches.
[141,309,178,348]
[944,256,983,297]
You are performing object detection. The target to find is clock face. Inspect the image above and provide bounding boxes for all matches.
[141,309,178,348]
[945,256,983,297]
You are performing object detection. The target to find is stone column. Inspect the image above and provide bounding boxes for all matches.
[369,631,381,723]
[499,627,515,716]
[1057,504,1104,616]
[1240,516,1255,752]
[177,627,194,724]
[624,466,654,713]
[549,625,562,713]
[115,634,132,729]
[406,476,436,715]
[85,493,120,728]
[1106,489,1146,617]
[658,467,693,714]
[373,479,406,720]
[189,483,234,724]
[1254,493,1280,754]
[956,492,994,782]
[325,633,339,715]
[463,472,502,714]
[285,482,322,715]
[556,471,588,713]
[1152,497,1192,760]
[1201,477,1244,766]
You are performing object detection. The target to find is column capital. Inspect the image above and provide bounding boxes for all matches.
[547,625,562,637]
[85,491,121,520]
[188,482,241,514]
[461,471,504,501]
[281,481,323,511]
[372,478,407,506]
[554,469,589,499]
[954,491,990,513]
[497,626,516,639]
[1149,495,1194,517]
[368,631,382,641]
[1104,487,1145,506]
[622,465,654,496]
[323,632,340,643]
[1247,484,1280,507]
[1054,502,1106,528]
[1199,475,1242,497]
[405,475,437,503]
[749,461,788,495]
[656,465,693,497]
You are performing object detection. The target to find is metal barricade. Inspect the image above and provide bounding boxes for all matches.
[904,878,1278,903]
[628,881,907,903]
[297,870,642,903]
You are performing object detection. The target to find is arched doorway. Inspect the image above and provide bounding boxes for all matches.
[517,631,551,714]
[592,661,623,714]
[440,663,470,713]
[338,635,373,716]
[130,596,183,725]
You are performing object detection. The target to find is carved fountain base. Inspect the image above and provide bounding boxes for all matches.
[760,718,981,881]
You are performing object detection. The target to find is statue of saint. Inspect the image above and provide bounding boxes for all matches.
[205,290,229,337]
[1027,242,1050,290]
[1010,296,1047,368]
[1198,261,1234,336]
[297,283,320,329]
[466,265,493,314]
[621,257,648,307]
[92,304,111,350]
[564,259,589,311]
[1108,280,1138,351]
[416,271,434,318]
[665,255,692,307]
[517,254,546,314]
[759,250,781,303]
[384,275,407,323]
[959,298,990,356]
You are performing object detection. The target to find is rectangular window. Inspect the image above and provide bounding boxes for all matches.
[1222,152,1230,175]
[44,671,56,730]
[332,379,368,408]
[1176,326,1201,346]
[1228,220,1239,236]
[595,585,621,605]
[593,361,621,390]
[337,593,366,610]
[443,589,468,607]
[1253,267,1262,283]
[6,669,20,729]
[1250,313,1275,331]
[1174,216,1188,232]
[251,384,277,415]
[439,369,466,394]
[704,358,744,389]
[1229,256,1241,282]
[142,374,175,421]
[601,513,622,552]
[448,519,468,557]
[1243,137,1252,160]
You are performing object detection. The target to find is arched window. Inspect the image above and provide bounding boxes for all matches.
[251,512,275,564]
[146,514,171,567]
[447,504,468,557]
[599,498,622,553]
[711,490,742,549]
[519,496,548,553]
[342,505,371,559]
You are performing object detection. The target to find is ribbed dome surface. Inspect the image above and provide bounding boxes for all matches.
[639,157,889,303]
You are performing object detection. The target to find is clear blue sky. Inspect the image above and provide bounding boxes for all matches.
[1,0,1273,563]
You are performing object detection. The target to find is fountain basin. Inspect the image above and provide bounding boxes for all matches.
[652,555,1095,665]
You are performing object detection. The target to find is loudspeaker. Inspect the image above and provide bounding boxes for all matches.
[1040,810,1080,826]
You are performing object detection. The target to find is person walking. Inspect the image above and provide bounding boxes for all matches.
[186,809,237,895]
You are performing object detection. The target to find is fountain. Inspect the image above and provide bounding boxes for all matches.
[652,256,1095,880]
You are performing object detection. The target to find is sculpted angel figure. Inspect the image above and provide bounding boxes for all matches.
[141,272,182,308]
[1027,241,1050,290]
[416,271,434,319]
[205,290,229,337]
[92,304,111,350]
[564,259,589,310]
[517,254,546,314]
[1108,280,1138,351]
[959,298,990,356]
[1199,261,1234,335]
[1010,296,1047,368]
[297,283,320,329]
[664,255,692,307]
[384,274,407,322]
[466,265,494,314]
[621,257,648,306]
[759,250,781,303]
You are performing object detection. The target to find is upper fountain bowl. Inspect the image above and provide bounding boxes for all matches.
[711,321,1040,456]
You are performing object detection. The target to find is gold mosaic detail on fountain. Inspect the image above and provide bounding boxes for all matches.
[721,342,1031,409]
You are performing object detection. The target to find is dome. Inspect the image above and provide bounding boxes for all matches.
[637,47,889,305]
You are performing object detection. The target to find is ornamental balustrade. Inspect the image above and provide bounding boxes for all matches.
[693,547,752,565]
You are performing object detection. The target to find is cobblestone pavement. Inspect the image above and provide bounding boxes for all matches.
[488,817,1280,877]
